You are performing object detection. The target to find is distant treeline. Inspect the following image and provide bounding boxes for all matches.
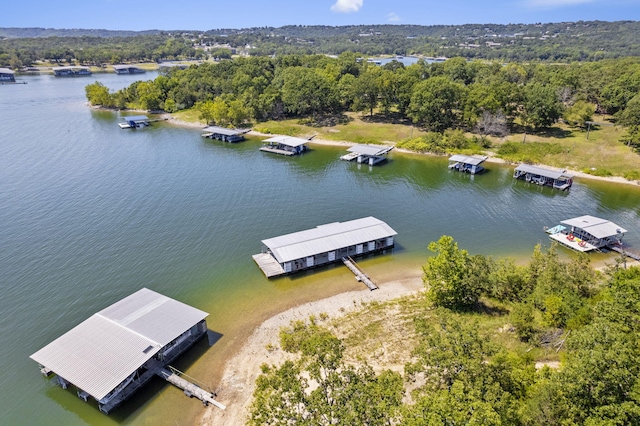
[2,20,640,68]
[84,54,640,150]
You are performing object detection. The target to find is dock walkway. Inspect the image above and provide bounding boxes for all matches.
[158,367,226,410]
[609,245,640,261]
[342,257,378,290]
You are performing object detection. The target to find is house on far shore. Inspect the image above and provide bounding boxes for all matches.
[260,136,309,156]
[0,68,16,82]
[340,144,393,166]
[112,65,146,74]
[513,164,573,190]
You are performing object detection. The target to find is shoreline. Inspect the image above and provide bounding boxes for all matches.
[199,275,424,426]
[164,116,639,187]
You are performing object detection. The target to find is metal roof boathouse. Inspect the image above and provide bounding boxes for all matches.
[260,136,309,156]
[513,164,573,190]
[340,144,393,166]
[201,126,246,142]
[546,215,628,253]
[253,216,397,278]
[448,155,487,175]
[119,115,150,129]
[112,65,146,74]
[30,288,210,414]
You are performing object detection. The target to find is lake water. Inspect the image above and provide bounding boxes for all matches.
[2,72,639,425]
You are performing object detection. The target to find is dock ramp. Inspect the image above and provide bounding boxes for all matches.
[342,257,378,290]
[157,366,226,410]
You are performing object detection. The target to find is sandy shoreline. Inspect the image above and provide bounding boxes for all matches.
[199,275,423,426]
[164,116,639,187]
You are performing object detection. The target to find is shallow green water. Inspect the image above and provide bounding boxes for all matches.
[1,73,639,425]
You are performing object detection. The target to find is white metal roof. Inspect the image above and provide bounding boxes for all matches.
[30,288,208,401]
[449,154,486,166]
[347,144,393,156]
[202,126,243,136]
[262,136,309,147]
[0,67,15,74]
[122,115,149,122]
[515,164,573,179]
[561,215,627,239]
[262,216,397,263]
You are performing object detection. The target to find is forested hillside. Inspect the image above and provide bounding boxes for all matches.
[2,20,640,68]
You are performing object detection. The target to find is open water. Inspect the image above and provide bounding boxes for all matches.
[1,72,639,425]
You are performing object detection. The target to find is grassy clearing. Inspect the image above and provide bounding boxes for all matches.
[328,293,545,373]
[492,120,640,179]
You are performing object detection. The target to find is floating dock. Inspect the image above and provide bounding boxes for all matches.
[340,144,393,165]
[201,126,246,142]
[30,288,217,414]
[260,136,309,156]
[514,164,573,190]
[253,216,396,278]
[547,215,629,254]
[118,115,150,129]
[448,155,487,174]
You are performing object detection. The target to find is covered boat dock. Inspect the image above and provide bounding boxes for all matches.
[260,136,309,156]
[340,144,393,165]
[52,66,92,76]
[448,155,487,174]
[547,215,627,253]
[201,126,245,142]
[0,67,16,83]
[252,216,396,280]
[513,164,573,190]
[119,115,150,129]
[30,288,221,414]
[112,65,145,74]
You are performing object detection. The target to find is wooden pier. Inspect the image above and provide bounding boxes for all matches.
[252,253,286,277]
[158,367,226,410]
[609,245,640,261]
[342,257,378,290]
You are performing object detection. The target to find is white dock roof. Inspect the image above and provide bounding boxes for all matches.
[262,136,309,147]
[122,115,149,122]
[515,164,573,179]
[561,215,627,239]
[30,288,208,401]
[449,154,486,166]
[347,144,393,156]
[262,216,397,264]
[202,126,243,136]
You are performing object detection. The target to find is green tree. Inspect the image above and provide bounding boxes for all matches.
[563,100,595,128]
[423,236,481,309]
[519,83,563,140]
[85,81,113,107]
[249,320,403,425]
[408,76,466,132]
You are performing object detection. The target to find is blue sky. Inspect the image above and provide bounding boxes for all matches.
[2,0,639,31]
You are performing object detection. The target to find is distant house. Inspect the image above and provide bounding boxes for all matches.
[0,68,16,82]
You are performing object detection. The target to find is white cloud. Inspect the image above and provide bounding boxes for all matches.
[388,12,401,22]
[524,0,597,8]
[330,0,364,13]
